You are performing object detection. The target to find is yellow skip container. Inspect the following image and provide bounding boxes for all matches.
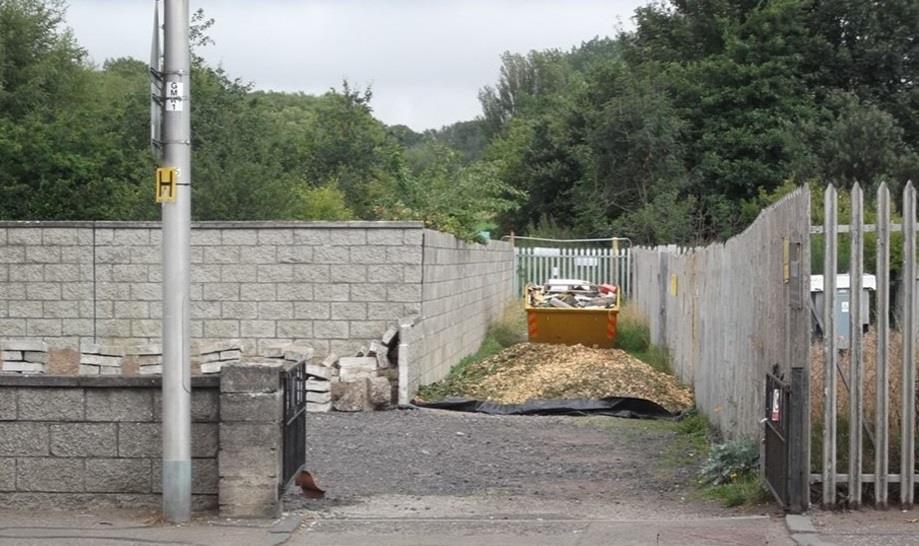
[524,284,620,348]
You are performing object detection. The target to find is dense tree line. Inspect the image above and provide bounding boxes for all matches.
[2,1,918,244]
[477,0,919,243]
[0,1,518,239]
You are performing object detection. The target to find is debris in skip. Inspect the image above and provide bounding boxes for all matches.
[526,278,618,309]
[306,323,400,413]
[525,279,621,348]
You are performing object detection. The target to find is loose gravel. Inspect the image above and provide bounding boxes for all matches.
[289,407,728,518]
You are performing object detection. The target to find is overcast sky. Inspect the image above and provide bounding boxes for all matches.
[64,1,648,130]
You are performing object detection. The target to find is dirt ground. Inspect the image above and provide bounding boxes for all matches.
[294,408,794,546]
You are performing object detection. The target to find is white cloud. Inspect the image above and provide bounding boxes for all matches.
[65,0,645,130]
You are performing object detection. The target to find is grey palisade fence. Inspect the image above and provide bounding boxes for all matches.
[812,182,918,508]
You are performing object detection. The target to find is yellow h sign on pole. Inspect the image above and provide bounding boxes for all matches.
[155,167,178,203]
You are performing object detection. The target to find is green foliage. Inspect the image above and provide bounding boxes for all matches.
[699,440,759,486]
[294,184,353,221]
[477,0,919,243]
[5,0,919,247]
[379,143,524,240]
[703,474,771,508]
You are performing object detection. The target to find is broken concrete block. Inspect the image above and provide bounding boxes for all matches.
[305,364,333,380]
[3,361,45,373]
[79,341,124,356]
[128,343,162,356]
[199,352,222,363]
[331,379,370,412]
[197,339,241,355]
[260,343,286,358]
[3,340,47,352]
[136,355,162,366]
[200,362,225,374]
[284,345,314,362]
[0,351,21,361]
[306,401,332,413]
[23,351,48,364]
[381,325,399,346]
[220,350,242,361]
[306,378,331,392]
[338,357,378,382]
[376,351,391,370]
[368,340,385,356]
[338,356,377,370]
[369,376,392,407]
[79,364,100,376]
[306,391,332,404]
[321,353,338,367]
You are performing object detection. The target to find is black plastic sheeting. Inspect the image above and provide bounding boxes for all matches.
[412,396,677,420]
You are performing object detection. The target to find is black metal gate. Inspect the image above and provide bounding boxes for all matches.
[281,360,307,490]
[764,368,790,507]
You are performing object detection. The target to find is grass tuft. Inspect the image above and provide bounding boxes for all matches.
[615,304,672,374]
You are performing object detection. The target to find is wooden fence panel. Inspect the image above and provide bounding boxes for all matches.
[631,187,811,440]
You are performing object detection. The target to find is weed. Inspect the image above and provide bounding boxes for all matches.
[615,304,672,374]
[615,304,651,353]
[699,440,758,486]
[703,474,772,508]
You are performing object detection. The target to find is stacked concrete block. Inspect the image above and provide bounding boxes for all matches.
[326,324,401,411]
[78,341,124,376]
[259,343,314,365]
[1,340,48,374]
[129,343,163,375]
[305,353,335,413]
[198,340,243,374]
[218,363,286,518]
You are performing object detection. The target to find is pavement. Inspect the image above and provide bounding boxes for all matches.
[4,503,919,545]
[0,509,306,546]
[795,508,919,546]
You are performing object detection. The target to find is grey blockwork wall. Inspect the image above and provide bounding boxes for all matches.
[0,376,220,510]
[399,231,515,403]
[0,221,424,363]
[631,188,811,440]
[0,363,291,515]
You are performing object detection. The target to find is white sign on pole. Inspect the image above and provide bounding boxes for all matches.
[165,81,184,111]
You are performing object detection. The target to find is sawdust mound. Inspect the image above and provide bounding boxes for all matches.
[459,343,694,413]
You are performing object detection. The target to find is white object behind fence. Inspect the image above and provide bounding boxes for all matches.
[514,243,631,298]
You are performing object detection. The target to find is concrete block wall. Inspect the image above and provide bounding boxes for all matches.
[0,221,424,366]
[0,375,220,510]
[0,365,292,515]
[400,231,515,402]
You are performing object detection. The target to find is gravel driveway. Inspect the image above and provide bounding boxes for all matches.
[291,408,792,545]
[296,408,707,509]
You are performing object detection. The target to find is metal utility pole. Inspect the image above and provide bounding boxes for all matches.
[153,0,192,523]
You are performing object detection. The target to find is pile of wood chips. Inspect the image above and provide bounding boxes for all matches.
[459,343,693,413]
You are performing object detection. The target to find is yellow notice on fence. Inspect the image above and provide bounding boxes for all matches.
[783,238,790,284]
[670,274,678,296]
[155,167,177,203]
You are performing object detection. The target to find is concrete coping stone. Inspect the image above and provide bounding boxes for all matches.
[0,374,220,388]
[0,220,425,229]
